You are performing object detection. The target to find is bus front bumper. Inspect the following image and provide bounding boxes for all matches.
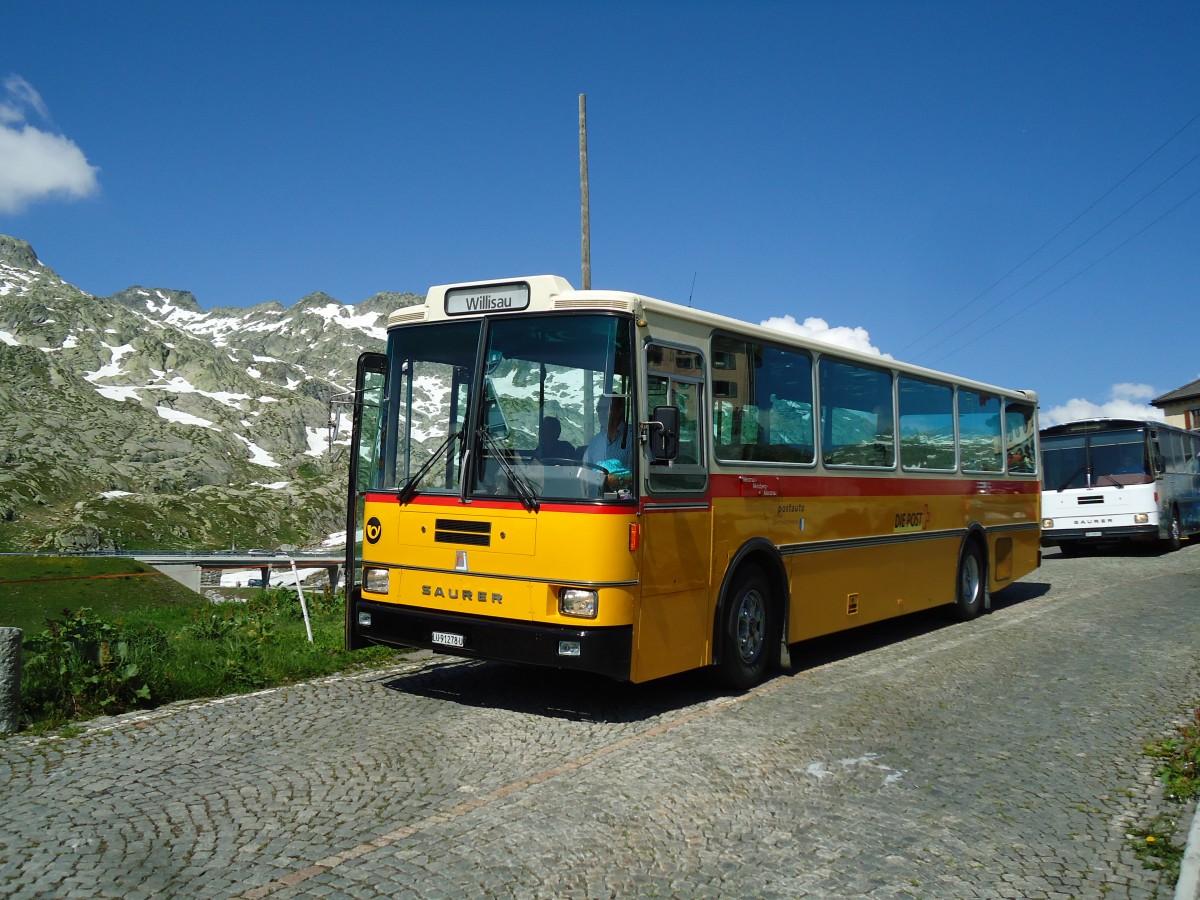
[1041,523,1159,546]
[351,598,633,681]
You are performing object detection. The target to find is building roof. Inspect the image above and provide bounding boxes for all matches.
[1152,377,1200,407]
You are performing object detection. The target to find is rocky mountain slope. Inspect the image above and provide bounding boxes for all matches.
[0,234,419,551]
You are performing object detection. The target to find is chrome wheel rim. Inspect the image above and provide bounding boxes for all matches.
[736,589,766,663]
[961,553,981,605]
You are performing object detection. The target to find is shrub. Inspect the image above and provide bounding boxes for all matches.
[20,609,153,723]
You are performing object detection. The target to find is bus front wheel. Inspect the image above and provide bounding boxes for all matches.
[954,542,986,621]
[717,566,773,690]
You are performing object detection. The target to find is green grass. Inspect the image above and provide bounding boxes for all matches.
[0,555,206,633]
[1,555,405,733]
[1129,704,1200,882]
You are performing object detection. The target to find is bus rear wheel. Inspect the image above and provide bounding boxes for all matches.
[717,566,773,690]
[1164,508,1182,552]
[954,542,986,621]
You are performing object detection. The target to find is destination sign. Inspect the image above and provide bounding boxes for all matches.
[445,282,530,316]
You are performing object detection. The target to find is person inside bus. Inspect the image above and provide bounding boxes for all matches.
[535,416,575,461]
[583,395,633,490]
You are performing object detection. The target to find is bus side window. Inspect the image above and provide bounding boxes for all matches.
[646,344,707,492]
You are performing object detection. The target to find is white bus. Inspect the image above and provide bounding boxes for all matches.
[1040,418,1200,553]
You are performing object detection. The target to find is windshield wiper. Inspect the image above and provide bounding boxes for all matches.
[1055,465,1088,492]
[1097,473,1126,489]
[397,429,462,504]
[480,430,540,512]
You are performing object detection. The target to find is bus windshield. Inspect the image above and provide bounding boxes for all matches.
[1042,427,1152,491]
[378,314,636,504]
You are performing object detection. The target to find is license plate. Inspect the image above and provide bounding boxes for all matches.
[431,630,465,648]
[1085,531,1102,538]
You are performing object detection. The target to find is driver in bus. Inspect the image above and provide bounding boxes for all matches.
[583,395,634,491]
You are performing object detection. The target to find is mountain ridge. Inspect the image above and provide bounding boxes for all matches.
[0,234,417,552]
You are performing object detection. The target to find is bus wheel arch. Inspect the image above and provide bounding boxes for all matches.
[712,540,787,689]
[953,528,989,621]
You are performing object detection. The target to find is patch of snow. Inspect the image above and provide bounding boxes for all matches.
[235,433,281,467]
[308,303,388,341]
[157,406,218,429]
[84,343,136,381]
[305,427,327,457]
[0,331,20,346]
[157,376,251,408]
[247,367,262,379]
[100,490,134,499]
[252,480,291,490]
[96,386,142,402]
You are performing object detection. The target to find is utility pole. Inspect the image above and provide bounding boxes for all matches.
[579,93,591,290]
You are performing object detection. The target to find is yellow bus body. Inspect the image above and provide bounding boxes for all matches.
[360,474,1039,684]
[348,274,1041,686]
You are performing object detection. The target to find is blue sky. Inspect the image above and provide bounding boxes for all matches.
[3,1,1197,424]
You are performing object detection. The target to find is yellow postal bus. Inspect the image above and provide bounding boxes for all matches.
[345,275,1040,687]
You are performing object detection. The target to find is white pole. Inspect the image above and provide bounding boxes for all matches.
[288,558,313,643]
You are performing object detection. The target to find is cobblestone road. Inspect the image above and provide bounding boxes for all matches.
[2,544,1198,898]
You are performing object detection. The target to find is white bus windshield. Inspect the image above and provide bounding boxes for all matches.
[1042,427,1151,491]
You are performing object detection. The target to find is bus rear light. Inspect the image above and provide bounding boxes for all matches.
[364,567,390,594]
[559,588,598,618]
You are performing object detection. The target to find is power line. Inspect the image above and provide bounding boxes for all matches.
[899,108,1200,358]
[925,182,1200,369]
[915,147,1200,362]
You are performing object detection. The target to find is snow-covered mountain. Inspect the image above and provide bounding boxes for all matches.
[0,234,419,552]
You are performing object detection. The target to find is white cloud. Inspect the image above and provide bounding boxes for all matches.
[760,314,890,358]
[1041,383,1166,428]
[0,75,99,213]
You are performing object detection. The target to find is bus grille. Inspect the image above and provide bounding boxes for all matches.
[1077,496,1104,505]
[434,518,492,546]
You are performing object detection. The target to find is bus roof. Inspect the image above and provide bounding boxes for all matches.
[390,274,1038,404]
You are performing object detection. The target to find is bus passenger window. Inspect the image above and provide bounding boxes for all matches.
[819,358,895,468]
[959,391,1003,473]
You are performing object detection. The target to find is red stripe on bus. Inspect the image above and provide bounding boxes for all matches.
[706,472,1038,498]
[363,493,636,514]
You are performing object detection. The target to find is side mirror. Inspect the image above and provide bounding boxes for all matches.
[1153,452,1165,475]
[649,405,680,461]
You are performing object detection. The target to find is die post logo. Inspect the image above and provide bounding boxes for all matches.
[366,517,382,544]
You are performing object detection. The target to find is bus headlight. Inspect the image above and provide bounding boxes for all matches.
[1042,518,1054,529]
[1134,513,1149,524]
[364,567,390,594]
[559,588,598,619]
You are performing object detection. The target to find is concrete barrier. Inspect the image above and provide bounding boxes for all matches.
[0,627,21,734]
